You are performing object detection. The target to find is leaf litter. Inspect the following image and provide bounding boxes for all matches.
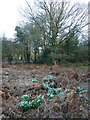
[1,64,88,119]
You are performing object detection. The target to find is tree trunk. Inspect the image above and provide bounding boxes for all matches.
[26,52,30,63]
[24,52,26,62]
[34,51,37,62]
[8,54,13,64]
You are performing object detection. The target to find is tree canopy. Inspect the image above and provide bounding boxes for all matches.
[2,0,88,65]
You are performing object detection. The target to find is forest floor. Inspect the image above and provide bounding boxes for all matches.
[0,64,89,119]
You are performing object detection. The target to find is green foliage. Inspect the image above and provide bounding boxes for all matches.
[5,72,9,75]
[32,79,37,82]
[19,101,31,112]
[30,95,44,109]
[2,39,13,63]
[42,76,63,99]
[37,47,53,64]
[42,75,87,103]
[19,95,44,112]
[65,89,70,93]
[43,77,47,82]
[36,95,44,103]
[87,78,90,81]
[79,94,84,99]
[19,74,87,112]
[48,75,54,81]
[67,84,73,89]
[21,95,30,101]
[59,91,65,96]
[77,87,84,92]
[54,88,62,94]
[42,83,50,90]
[50,82,55,87]
[47,93,54,99]
[48,88,55,95]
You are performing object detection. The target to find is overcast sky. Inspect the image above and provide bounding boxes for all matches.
[0,0,89,39]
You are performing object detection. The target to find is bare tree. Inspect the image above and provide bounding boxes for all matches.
[21,0,88,46]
